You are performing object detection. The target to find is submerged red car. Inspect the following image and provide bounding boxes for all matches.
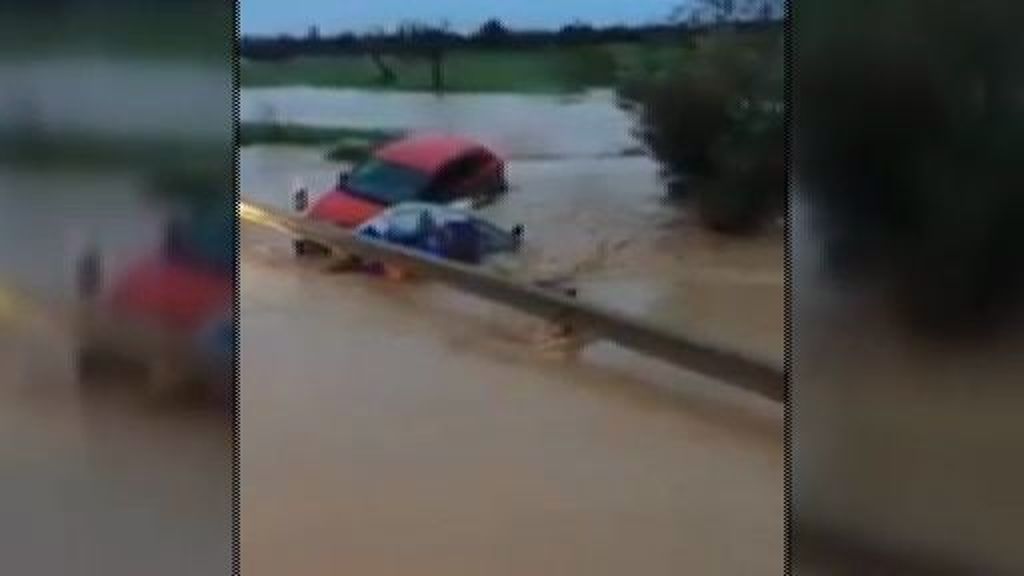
[296,133,507,254]
[76,203,234,408]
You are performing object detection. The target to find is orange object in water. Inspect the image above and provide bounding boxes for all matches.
[383,264,410,281]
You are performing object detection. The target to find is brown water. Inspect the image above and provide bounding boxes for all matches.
[240,89,783,574]
[241,224,782,576]
[240,146,783,362]
[0,170,231,576]
[0,306,232,575]
[0,57,232,576]
[240,89,783,361]
[791,191,1024,573]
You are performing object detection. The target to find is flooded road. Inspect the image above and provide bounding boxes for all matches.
[0,56,233,575]
[241,223,782,576]
[0,299,231,575]
[241,88,783,574]
[0,171,230,575]
[792,189,1024,572]
[241,143,782,361]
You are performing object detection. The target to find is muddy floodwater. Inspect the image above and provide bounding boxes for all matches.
[0,172,231,575]
[241,224,782,576]
[241,90,783,361]
[241,89,783,575]
[0,320,232,575]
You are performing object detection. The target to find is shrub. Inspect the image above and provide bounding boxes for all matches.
[797,1,1024,331]
[620,29,783,233]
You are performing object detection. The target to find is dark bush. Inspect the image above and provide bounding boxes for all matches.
[797,1,1024,331]
[621,29,783,233]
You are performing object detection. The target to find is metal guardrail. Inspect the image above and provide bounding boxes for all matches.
[239,200,784,403]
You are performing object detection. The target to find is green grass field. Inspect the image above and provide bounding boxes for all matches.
[241,43,684,93]
[0,6,232,60]
[0,130,229,174]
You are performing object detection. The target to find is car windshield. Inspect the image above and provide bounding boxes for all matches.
[345,159,430,205]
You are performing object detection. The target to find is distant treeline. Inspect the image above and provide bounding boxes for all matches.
[239,18,783,61]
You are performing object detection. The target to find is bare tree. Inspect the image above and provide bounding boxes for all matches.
[364,27,396,85]
[475,18,508,41]
[703,0,736,23]
[671,0,736,25]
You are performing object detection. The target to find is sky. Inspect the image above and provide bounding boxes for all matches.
[241,0,690,36]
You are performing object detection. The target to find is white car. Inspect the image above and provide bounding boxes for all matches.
[355,202,576,295]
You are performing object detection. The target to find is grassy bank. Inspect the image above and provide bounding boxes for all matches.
[239,122,402,162]
[241,43,682,93]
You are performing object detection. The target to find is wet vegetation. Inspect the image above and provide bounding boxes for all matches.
[797,1,1024,332]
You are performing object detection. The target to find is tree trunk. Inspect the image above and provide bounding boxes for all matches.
[369,51,396,85]
[430,48,444,93]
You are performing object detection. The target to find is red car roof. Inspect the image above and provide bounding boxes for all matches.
[374,133,491,174]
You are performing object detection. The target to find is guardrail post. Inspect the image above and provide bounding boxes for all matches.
[293,187,308,213]
[76,243,102,302]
